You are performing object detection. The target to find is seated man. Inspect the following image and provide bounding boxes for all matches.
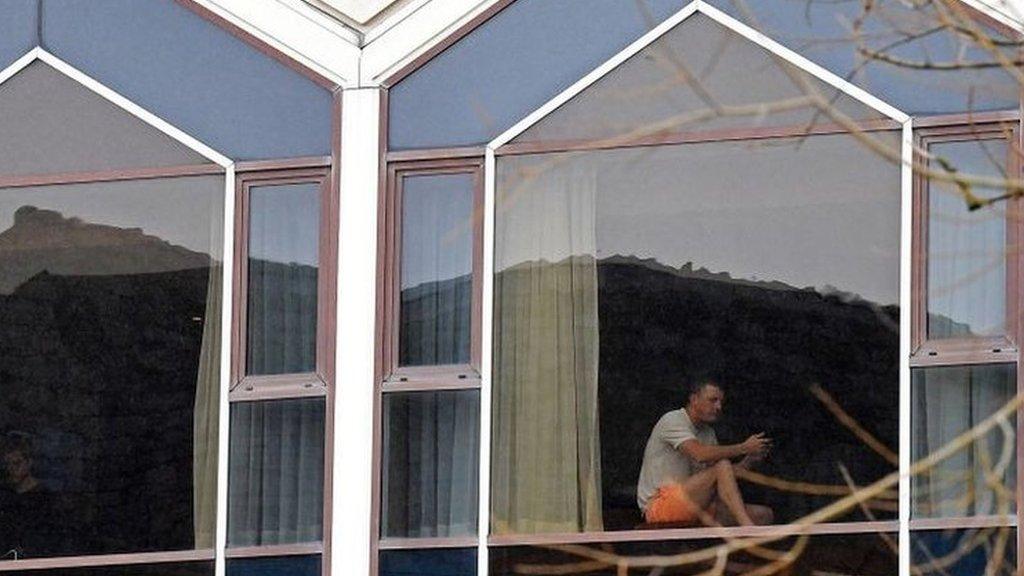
[637,380,773,527]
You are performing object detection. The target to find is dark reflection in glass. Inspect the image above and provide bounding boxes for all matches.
[493,133,900,533]
[912,529,1016,575]
[380,548,477,576]
[8,561,214,576]
[490,535,896,575]
[927,139,1009,340]
[912,365,1016,518]
[382,391,480,538]
[229,398,325,547]
[227,555,321,576]
[246,183,320,375]
[514,14,882,145]
[0,176,223,558]
[399,173,475,367]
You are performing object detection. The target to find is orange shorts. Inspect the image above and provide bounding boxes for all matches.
[644,483,716,525]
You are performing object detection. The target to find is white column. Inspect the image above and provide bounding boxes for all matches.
[899,119,913,576]
[333,86,383,576]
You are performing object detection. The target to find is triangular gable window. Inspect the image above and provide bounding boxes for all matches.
[512,13,887,146]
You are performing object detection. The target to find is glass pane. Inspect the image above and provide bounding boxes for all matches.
[0,175,224,558]
[491,535,896,575]
[399,173,475,367]
[927,139,1009,339]
[514,14,882,145]
[7,561,214,576]
[912,529,1017,575]
[246,183,320,376]
[382,391,480,538]
[380,548,477,576]
[912,365,1017,518]
[0,61,211,178]
[389,0,683,149]
[493,132,901,533]
[44,0,332,160]
[227,555,321,576]
[228,398,325,547]
[708,0,1021,116]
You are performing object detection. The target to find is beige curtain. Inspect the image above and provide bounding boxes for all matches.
[192,263,221,549]
[491,157,603,534]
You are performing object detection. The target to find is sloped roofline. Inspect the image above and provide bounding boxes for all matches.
[0,47,232,167]
[487,0,909,151]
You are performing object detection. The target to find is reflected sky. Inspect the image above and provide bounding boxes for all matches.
[497,132,902,305]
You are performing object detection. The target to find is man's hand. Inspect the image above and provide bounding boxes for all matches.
[741,433,771,456]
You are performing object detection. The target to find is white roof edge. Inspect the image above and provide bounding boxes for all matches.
[696,2,908,123]
[359,0,502,87]
[197,0,360,89]
[487,1,701,150]
[488,0,908,151]
[961,0,1024,32]
[0,48,233,167]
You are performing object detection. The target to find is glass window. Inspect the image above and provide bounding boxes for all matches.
[380,548,477,576]
[42,0,332,160]
[926,138,1011,341]
[0,61,210,178]
[513,14,883,146]
[227,555,321,576]
[388,0,683,150]
[399,173,476,368]
[0,175,224,558]
[246,182,321,376]
[493,132,900,533]
[707,0,1021,116]
[911,529,1016,575]
[912,365,1017,518]
[228,398,326,547]
[382,391,480,538]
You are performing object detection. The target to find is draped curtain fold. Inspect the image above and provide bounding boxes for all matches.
[491,159,603,534]
[228,399,325,546]
[913,366,1016,518]
[193,263,221,549]
[382,391,480,537]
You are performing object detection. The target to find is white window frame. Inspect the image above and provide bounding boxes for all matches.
[0,47,236,576]
[480,1,912,574]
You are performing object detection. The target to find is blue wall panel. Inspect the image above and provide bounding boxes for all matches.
[388,0,685,150]
[0,0,37,71]
[43,0,332,160]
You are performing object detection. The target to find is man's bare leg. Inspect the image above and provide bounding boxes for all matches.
[681,460,755,526]
[707,460,754,526]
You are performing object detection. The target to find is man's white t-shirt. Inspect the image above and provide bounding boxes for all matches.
[636,408,718,511]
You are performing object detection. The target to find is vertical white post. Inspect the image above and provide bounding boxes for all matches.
[478,147,497,576]
[334,87,383,576]
[216,164,236,576]
[899,120,914,576]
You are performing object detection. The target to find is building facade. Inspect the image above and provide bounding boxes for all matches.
[0,0,1023,575]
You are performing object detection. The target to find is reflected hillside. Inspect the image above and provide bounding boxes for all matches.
[0,205,211,295]
[0,207,214,557]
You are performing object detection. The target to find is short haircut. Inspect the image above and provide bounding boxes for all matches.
[687,379,722,401]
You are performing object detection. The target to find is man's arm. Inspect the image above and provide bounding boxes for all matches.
[679,433,769,465]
